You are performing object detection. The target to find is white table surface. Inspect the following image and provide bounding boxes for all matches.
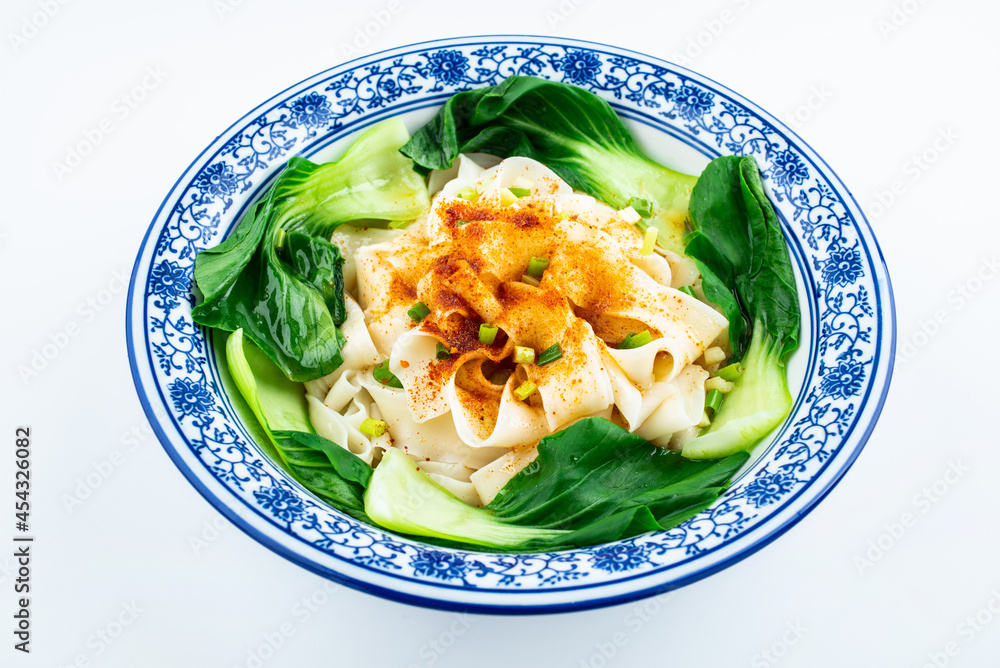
[3,0,998,665]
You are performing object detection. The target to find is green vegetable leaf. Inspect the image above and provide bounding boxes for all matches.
[686,156,799,361]
[373,359,403,388]
[363,418,746,550]
[401,76,699,253]
[271,431,372,519]
[364,449,568,549]
[682,324,792,460]
[489,417,748,545]
[682,155,800,459]
[284,231,347,327]
[225,328,372,521]
[194,119,430,382]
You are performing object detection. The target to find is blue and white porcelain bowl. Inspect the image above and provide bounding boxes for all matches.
[127,36,894,613]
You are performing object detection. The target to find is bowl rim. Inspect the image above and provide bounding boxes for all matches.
[127,33,895,614]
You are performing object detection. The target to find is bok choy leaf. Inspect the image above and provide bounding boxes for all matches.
[400,76,698,253]
[364,417,748,550]
[682,156,800,459]
[193,118,430,382]
[226,328,372,521]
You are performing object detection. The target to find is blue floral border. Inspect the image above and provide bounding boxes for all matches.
[129,38,891,608]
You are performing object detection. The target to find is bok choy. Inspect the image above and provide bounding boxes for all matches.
[193,118,430,382]
[365,417,748,550]
[681,156,800,459]
[226,328,373,521]
[400,76,698,253]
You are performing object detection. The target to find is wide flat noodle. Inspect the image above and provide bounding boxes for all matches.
[329,226,405,295]
[304,295,379,399]
[317,155,730,498]
[470,447,539,506]
[604,355,708,443]
[360,375,505,470]
[307,371,390,466]
[412,458,480,506]
[546,220,727,386]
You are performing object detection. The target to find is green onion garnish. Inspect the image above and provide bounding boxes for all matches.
[714,362,744,381]
[526,256,549,279]
[618,330,653,350]
[628,197,653,218]
[537,343,563,366]
[499,188,519,206]
[359,418,388,438]
[513,381,537,401]
[407,302,430,322]
[509,187,531,198]
[678,286,697,298]
[373,359,403,388]
[456,219,471,227]
[436,342,451,360]
[456,186,477,201]
[479,324,499,345]
[641,226,657,255]
[705,389,724,416]
[514,346,535,364]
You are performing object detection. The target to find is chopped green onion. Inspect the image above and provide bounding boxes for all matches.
[274,228,287,251]
[705,389,724,416]
[456,219,472,227]
[705,376,735,393]
[521,274,541,287]
[641,226,657,255]
[678,285,697,298]
[359,418,388,438]
[628,197,654,218]
[436,342,451,360]
[407,302,430,322]
[618,206,641,224]
[526,256,549,279]
[490,368,513,385]
[455,186,477,201]
[513,381,537,401]
[508,187,531,198]
[479,324,498,345]
[373,359,403,388]
[703,346,727,366]
[633,330,653,347]
[618,330,653,350]
[714,362,745,381]
[537,343,563,366]
[514,346,535,364]
[499,188,518,206]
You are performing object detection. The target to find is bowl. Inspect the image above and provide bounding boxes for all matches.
[127,35,895,613]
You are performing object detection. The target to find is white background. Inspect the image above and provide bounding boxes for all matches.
[2,0,999,666]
